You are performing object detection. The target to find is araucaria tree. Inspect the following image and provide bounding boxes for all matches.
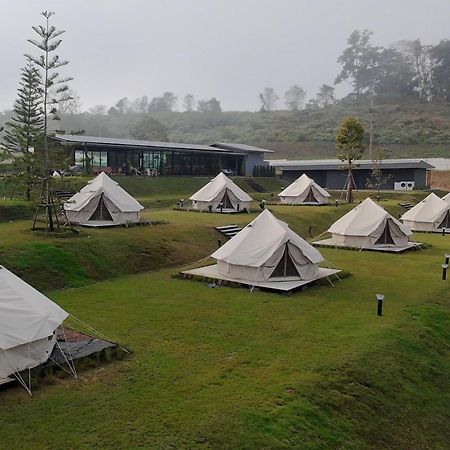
[25,10,72,231]
[4,58,44,200]
[336,117,366,203]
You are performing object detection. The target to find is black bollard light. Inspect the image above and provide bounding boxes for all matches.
[442,227,446,237]
[376,195,380,202]
[335,199,338,208]
[219,202,223,213]
[376,294,384,316]
[442,264,448,280]
[445,254,450,265]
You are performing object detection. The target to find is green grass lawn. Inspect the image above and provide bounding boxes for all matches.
[0,233,448,449]
[0,179,448,449]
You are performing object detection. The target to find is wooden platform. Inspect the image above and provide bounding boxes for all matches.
[313,238,424,253]
[182,264,341,292]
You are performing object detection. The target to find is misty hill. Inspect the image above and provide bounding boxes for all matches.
[1,97,449,160]
[50,97,449,160]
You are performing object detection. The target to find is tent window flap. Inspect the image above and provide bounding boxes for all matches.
[89,194,113,222]
[438,211,450,229]
[270,245,300,278]
[305,187,318,203]
[375,222,395,245]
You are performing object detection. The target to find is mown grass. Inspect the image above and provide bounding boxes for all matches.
[0,178,448,449]
[0,231,448,449]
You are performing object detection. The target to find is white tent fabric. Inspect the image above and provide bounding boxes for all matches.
[190,172,252,212]
[328,198,412,248]
[211,209,324,282]
[278,173,331,205]
[0,266,68,379]
[401,193,450,231]
[442,192,450,204]
[64,172,144,226]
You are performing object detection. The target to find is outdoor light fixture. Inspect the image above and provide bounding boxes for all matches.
[442,264,448,281]
[376,293,384,316]
[445,254,450,265]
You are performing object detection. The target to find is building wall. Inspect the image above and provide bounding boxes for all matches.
[244,152,267,176]
[281,168,429,190]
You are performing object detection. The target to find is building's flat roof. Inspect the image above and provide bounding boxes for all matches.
[54,135,272,155]
[213,142,274,153]
[268,158,435,170]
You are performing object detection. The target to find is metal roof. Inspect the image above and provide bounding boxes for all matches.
[269,158,435,171]
[53,135,267,156]
[213,142,274,153]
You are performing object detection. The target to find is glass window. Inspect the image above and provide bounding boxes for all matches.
[75,150,84,165]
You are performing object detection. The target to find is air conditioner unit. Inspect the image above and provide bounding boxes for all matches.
[394,181,415,191]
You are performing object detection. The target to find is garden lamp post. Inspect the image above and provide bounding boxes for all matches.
[376,294,384,316]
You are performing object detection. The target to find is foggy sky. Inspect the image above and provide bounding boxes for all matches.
[1,0,449,112]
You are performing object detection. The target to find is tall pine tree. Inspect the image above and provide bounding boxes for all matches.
[4,58,44,200]
[26,10,73,231]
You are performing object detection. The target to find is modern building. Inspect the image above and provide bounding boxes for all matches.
[269,158,434,190]
[53,135,272,176]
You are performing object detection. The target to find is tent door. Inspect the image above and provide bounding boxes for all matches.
[270,245,300,278]
[305,187,318,203]
[375,222,395,245]
[218,189,233,210]
[438,210,450,229]
[89,194,113,222]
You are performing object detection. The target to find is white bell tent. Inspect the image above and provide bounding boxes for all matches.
[64,172,144,226]
[278,173,331,205]
[211,209,324,282]
[189,172,252,212]
[326,198,412,249]
[442,192,450,205]
[401,193,450,231]
[0,266,70,393]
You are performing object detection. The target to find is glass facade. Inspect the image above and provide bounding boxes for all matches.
[72,146,245,176]
[75,149,108,167]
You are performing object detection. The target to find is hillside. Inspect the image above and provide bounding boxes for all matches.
[38,97,450,160]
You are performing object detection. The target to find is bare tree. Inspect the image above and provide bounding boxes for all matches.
[259,87,278,112]
[284,85,306,111]
[183,94,195,112]
[89,105,107,115]
[316,84,336,108]
[59,89,81,115]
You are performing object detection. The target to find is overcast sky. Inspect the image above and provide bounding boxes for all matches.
[1,0,449,112]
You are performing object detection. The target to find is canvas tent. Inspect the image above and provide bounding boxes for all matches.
[190,172,252,212]
[327,198,412,248]
[442,192,450,205]
[401,193,450,231]
[211,209,324,282]
[0,266,68,385]
[278,173,331,205]
[64,172,144,226]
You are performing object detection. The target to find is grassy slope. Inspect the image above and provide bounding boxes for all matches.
[0,176,430,291]
[0,178,448,449]
[0,233,448,449]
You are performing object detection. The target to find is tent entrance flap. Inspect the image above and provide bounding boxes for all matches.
[305,187,319,203]
[375,222,395,245]
[89,194,113,222]
[218,189,233,209]
[438,210,450,229]
[270,245,300,278]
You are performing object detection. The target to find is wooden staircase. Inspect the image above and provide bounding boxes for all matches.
[215,224,242,238]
